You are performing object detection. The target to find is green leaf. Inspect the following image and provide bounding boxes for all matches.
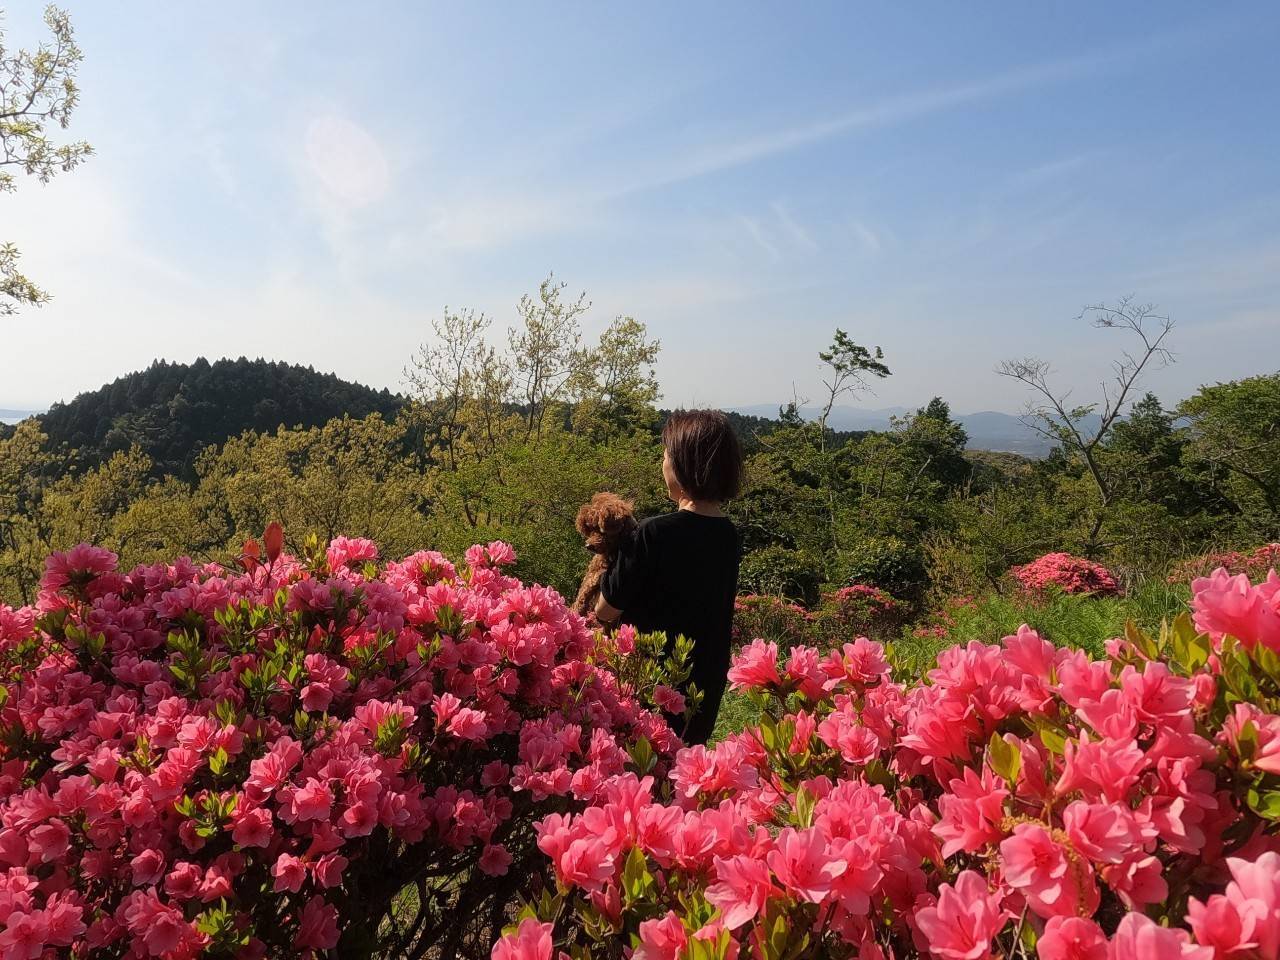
[1170,613,1210,673]
[862,758,895,788]
[766,910,789,960]
[1254,645,1280,686]
[1125,621,1158,660]
[1246,788,1280,820]
[988,732,1022,784]
[792,785,815,829]
[621,846,653,902]
[758,715,778,753]
[514,899,538,923]
[208,747,229,776]
[1037,726,1067,756]
[1236,721,1259,761]
[628,736,655,774]
[1019,918,1039,951]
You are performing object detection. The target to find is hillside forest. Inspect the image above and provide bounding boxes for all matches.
[2,279,1278,653]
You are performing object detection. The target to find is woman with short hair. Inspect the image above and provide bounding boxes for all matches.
[597,409,743,745]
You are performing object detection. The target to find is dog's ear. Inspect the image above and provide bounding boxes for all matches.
[598,495,635,536]
[575,499,600,537]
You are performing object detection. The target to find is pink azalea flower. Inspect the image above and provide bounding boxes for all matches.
[1107,913,1213,960]
[653,685,686,715]
[129,848,165,887]
[294,896,340,951]
[290,778,334,822]
[933,766,1009,857]
[1039,917,1108,960]
[1062,801,1145,865]
[448,706,490,740]
[633,911,688,960]
[491,918,553,960]
[41,543,118,593]
[766,827,845,904]
[555,836,617,892]
[1000,822,1098,919]
[817,710,881,765]
[312,853,347,889]
[326,536,379,572]
[706,854,775,929]
[1189,853,1280,960]
[272,853,306,893]
[1191,568,1280,652]
[1186,894,1261,959]
[231,805,274,848]
[727,639,782,690]
[913,870,1007,960]
[479,844,513,877]
[1221,704,1280,774]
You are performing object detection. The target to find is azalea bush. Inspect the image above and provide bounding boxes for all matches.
[1011,553,1121,598]
[813,584,905,643]
[733,586,904,653]
[1169,543,1280,586]
[0,531,683,959]
[497,565,1280,959]
[731,596,812,650]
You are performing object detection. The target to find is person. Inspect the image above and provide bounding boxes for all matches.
[596,409,743,745]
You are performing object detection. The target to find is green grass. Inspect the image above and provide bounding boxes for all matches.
[711,578,1193,740]
[891,579,1192,676]
[710,688,761,742]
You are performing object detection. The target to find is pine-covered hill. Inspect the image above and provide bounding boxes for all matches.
[38,357,404,478]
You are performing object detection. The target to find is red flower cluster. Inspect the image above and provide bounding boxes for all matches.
[497,566,1280,959]
[1011,553,1120,597]
[0,536,678,958]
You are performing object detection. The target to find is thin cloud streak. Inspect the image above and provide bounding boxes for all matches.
[609,26,1210,199]
[772,202,819,253]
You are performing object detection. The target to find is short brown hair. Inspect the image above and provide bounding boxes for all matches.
[661,409,743,502]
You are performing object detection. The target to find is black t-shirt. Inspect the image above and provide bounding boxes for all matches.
[602,510,741,744]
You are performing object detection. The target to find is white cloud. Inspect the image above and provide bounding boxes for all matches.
[304,114,391,208]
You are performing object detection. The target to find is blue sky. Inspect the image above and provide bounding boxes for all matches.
[3,2,1279,414]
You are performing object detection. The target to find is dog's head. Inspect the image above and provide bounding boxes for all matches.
[575,492,637,554]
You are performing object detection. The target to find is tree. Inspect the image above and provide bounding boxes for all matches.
[905,397,971,492]
[1179,373,1280,539]
[403,308,500,472]
[739,331,891,579]
[509,276,589,440]
[568,315,661,437]
[815,329,891,447]
[998,297,1174,555]
[1,5,92,315]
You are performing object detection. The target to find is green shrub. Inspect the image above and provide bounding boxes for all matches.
[738,545,823,605]
[831,535,926,600]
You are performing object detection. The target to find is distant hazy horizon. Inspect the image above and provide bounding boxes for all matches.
[3,3,1278,412]
[0,346,1266,420]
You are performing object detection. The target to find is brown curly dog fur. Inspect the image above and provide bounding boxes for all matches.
[571,492,637,616]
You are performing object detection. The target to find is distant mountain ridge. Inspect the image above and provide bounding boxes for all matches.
[730,403,1096,456]
[0,409,42,425]
[36,358,403,478]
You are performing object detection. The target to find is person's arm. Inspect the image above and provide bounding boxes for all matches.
[599,523,652,624]
[595,593,622,625]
